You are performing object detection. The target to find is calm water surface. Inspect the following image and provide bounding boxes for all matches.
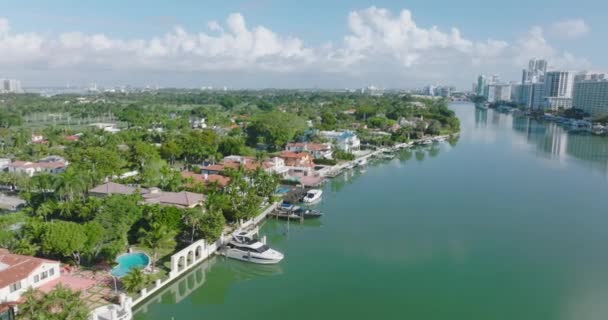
[135,103,608,320]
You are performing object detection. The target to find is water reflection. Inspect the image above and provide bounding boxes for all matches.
[134,257,283,318]
[415,149,425,161]
[509,112,608,175]
[475,108,487,128]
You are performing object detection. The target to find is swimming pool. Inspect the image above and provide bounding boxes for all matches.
[275,186,291,194]
[110,252,150,277]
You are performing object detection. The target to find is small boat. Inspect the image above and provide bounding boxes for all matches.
[356,158,367,167]
[223,232,284,264]
[433,137,446,143]
[271,205,323,219]
[303,189,323,203]
[293,206,323,218]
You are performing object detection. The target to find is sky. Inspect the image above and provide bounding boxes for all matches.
[0,0,606,89]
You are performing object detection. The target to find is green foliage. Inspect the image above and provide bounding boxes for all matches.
[246,112,307,150]
[198,208,226,242]
[121,268,150,294]
[219,136,246,156]
[314,158,337,166]
[18,285,89,320]
[138,221,177,271]
[334,150,355,161]
[40,220,87,264]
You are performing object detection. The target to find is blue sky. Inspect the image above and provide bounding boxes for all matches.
[1,0,605,88]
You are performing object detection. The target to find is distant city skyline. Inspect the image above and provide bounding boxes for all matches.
[1,0,605,89]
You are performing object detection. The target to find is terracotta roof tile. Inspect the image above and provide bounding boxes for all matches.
[0,251,59,289]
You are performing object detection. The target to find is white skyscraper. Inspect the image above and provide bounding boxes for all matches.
[0,79,23,93]
[543,71,575,110]
[522,58,548,84]
[573,79,608,116]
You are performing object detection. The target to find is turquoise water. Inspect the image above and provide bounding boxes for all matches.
[111,253,150,277]
[134,103,608,320]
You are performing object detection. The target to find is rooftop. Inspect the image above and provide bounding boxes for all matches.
[89,182,147,195]
[0,249,59,289]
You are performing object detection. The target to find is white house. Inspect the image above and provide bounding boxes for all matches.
[190,118,207,129]
[90,123,121,134]
[30,134,45,143]
[0,249,61,303]
[319,130,361,153]
[264,157,289,177]
[6,156,68,177]
[285,143,333,159]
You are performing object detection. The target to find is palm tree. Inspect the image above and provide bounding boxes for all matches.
[139,222,176,272]
[183,208,205,243]
[53,169,89,201]
[35,201,56,221]
[18,285,89,320]
[121,268,148,294]
[13,238,39,256]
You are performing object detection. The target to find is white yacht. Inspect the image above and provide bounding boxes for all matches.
[303,189,323,203]
[224,232,284,264]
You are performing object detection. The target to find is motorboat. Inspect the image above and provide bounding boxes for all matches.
[272,205,323,219]
[356,158,368,167]
[303,189,323,203]
[433,137,447,142]
[224,232,284,264]
[293,206,323,218]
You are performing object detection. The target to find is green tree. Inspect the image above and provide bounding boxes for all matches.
[53,168,90,201]
[120,268,149,294]
[246,112,307,150]
[159,139,183,164]
[139,221,177,272]
[18,285,89,320]
[199,207,226,242]
[40,221,86,265]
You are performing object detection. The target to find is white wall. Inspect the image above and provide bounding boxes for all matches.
[0,262,60,303]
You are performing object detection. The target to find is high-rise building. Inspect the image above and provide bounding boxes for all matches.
[544,71,575,98]
[476,75,487,96]
[511,84,523,103]
[522,58,548,84]
[543,71,575,110]
[485,84,511,103]
[572,79,608,116]
[575,72,608,83]
[531,83,545,110]
[0,79,22,93]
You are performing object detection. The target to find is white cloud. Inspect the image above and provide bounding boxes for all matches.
[550,19,590,39]
[0,8,595,87]
[513,26,590,70]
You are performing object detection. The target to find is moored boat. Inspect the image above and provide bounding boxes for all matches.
[223,232,284,264]
[303,189,323,203]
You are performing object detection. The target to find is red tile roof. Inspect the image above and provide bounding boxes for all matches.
[181,171,230,188]
[142,190,205,208]
[0,249,59,289]
[280,151,310,159]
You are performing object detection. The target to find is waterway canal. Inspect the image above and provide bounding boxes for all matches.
[135,103,608,320]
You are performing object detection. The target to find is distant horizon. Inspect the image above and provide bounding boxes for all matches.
[1,0,605,89]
